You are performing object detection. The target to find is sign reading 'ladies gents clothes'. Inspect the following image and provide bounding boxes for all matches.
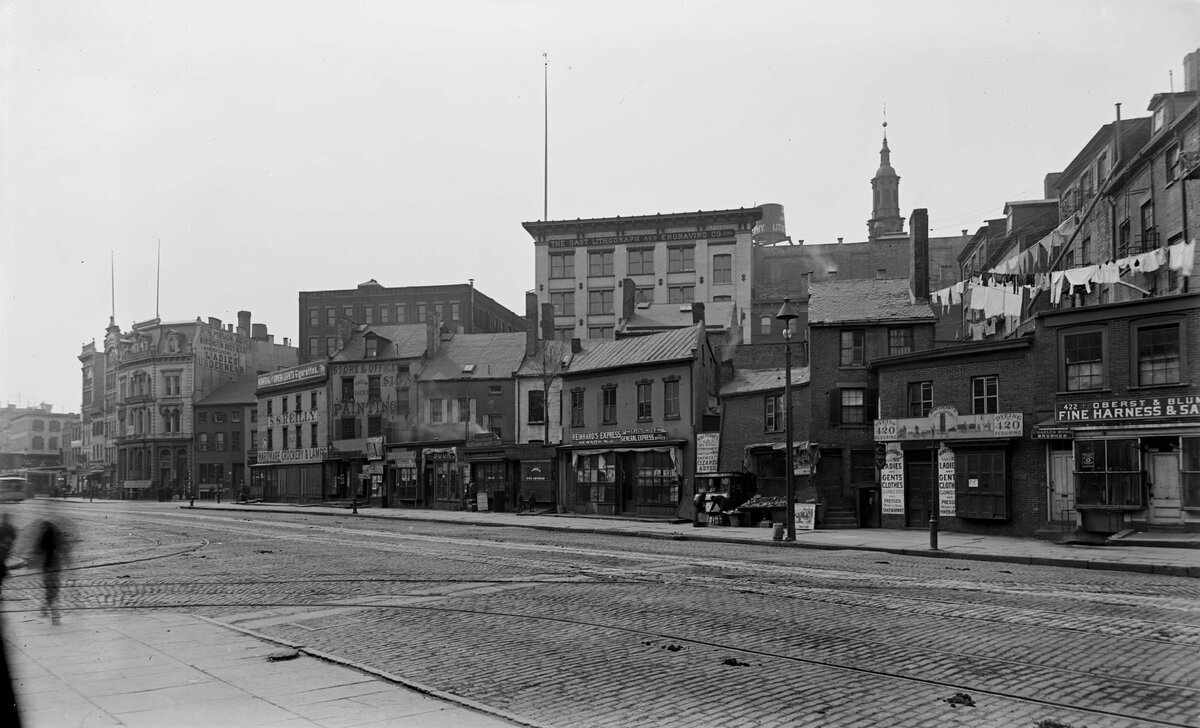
[881,443,905,515]
[938,445,957,518]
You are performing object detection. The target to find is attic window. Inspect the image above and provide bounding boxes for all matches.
[462,364,476,374]
[365,338,378,358]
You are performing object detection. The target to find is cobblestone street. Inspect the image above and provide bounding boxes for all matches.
[4,501,1198,727]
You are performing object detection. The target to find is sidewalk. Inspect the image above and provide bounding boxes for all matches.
[2,610,530,728]
[171,500,1200,578]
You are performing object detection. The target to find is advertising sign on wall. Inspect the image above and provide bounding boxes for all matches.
[881,442,905,515]
[938,445,956,518]
[695,433,720,474]
[1056,396,1200,423]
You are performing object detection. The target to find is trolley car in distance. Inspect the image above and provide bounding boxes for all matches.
[0,475,30,503]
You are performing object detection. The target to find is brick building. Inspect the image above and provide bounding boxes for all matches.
[193,378,256,501]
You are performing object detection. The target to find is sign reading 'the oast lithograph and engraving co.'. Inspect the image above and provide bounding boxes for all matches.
[547,229,736,249]
[1057,396,1199,423]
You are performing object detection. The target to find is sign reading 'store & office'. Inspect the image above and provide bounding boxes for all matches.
[1056,396,1199,423]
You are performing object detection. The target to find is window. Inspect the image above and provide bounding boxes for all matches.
[588,250,614,277]
[397,303,406,322]
[231,410,241,423]
[489,384,502,395]
[668,246,695,272]
[713,295,732,303]
[214,412,227,424]
[266,400,273,416]
[628,248,654,275]
[294,395,302,412]
[1166,144,1182,183]
[888,328,913,356]
[32,420,45,432]
[281,396,288,414]
[588,327,613,339]
[588,289,614,315]
[601,385,617,424]
[451,302,460,321]
[380,306,390,323]
[760,316,771,335]
[326,337,338,355]
[663,378,680,419]
[1074,439,1142,507]
[550,251,575,279]
[434,302,443,320]
[668,286,694,303]
[575,453,616,504]
[528,390,545,424]
[851,450,875,484]
[311,392,318,409]
[633,450,679,505]
[397,388,410,416]
[636,381,652,420]
[840,330,865,366]
[215,432,226,451]
[550,291,574,317]
[712,254,732,284]
[457,398,470,422]
[1063,330,1105,391]
[971,376,999,414]
[326,308,336,326]
[343,305,353,320]
[487,414,503,437]
[309,337,320,357]
[906,382,933,417]
[635,286,654,303]
[310,423,318,448]
[417,303,427,321]
[1183,437,1200,508]
[570,389,585,427]
[1135,323,1181,385]
[198,433,209,451]
[368,376,382,401]
[368,416,383,437]
[31,436,43,450]
[430,398,443,424]
[841,389,865,425]
[364,307,374,324]
[309,308,319,327]
[197,412,208,425]
[341,377,355,402]
[339,418,357,439]
[765,393,783,432]
[232,432,240,450]
[365,338,378,358]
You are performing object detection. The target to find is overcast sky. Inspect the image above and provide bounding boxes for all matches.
[3,0,1198,414]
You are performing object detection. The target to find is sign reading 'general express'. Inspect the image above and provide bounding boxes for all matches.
[1056,396,1199,423]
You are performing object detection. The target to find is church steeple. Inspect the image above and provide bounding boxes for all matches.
[868,117,903,242]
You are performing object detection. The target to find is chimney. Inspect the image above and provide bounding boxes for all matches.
[691,301,705,326]
[525,291,539,357]
[252,323,268,341]
[837,237,843,244]
[571,337,582,354]
[621,278,636,321]
[208,317,222,329]
[237,310,251,338]
[1184,48,1199,93]
[909,209,930,300]
[540,303,555,341]
[426,315,440,357]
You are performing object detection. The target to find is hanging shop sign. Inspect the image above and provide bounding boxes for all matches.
[571,428,669,446]
[1033,425,1074,440]
[547,229,735,249]
[874,409,1022,442]
[881,443,905,515]
[696,433,720,474]
[1056,396,1200,424]
[938,444,956,518]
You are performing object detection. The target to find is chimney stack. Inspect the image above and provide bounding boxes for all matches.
[541,303,555,341]
[426,315,440,357]
[237,310,251,338]
[525,291,539,357]
[909,209,930,300]
[252,323,268,341]
[691,301,705,326]
[621,278,636,321]
[571,337,582,354]
[1184,48,1199,92]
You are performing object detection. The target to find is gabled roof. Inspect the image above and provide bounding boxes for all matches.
[719,367,810,397]
[418,333,529,381]
[331,324,428,362]
[516,339,571,377]
[808,279,935,325]
[564,325,703,375]
[196,377,256,406]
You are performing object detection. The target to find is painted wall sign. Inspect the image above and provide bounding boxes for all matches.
[258,446,329,464]
[938,444,956,518]
[881,442,905,515]
[331,400,408,417]
[1056,396,1200,423]
[874,410,1023,442]
[331,362,401,377]
[267,410,318,428]
[547,229,736,249]
[258,363,326,389]
[695,432,720,474]
[197,325,250,375]
[571,428,669,446]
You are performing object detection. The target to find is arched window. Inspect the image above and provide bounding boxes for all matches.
[49,437,58,450]
[760,316,772,335]
[32,436,44,450]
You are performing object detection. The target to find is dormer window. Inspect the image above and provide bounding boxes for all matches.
[1153,105,1165,133]
[365,338,378,358]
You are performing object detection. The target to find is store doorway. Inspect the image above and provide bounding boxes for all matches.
[1049,449,1075,524]
[1148,452,1183,527]
[905,459,932,529]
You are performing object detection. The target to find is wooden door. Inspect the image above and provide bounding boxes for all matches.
[1148,453,1182,527]
[1049,450,1075,523]
[905,462,932,528]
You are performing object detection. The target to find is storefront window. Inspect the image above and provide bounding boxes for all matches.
[575,453,615,504]
[1183,437,1200,508]
[634,451,678,504]
[1074,439,1142,506]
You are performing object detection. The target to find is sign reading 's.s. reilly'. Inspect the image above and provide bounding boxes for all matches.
[1056,396,1199,423]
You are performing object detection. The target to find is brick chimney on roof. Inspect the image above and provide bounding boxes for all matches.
[909,208,930,300]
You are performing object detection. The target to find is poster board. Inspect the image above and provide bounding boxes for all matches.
[881,443,905,515]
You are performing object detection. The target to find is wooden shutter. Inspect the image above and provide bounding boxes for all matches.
[828,389,841,426]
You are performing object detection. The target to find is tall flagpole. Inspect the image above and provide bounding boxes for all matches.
[543,51,548,221]
[156,239,161,320]
[110,250,116,322]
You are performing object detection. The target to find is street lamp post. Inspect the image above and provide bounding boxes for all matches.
[775,298,800,542]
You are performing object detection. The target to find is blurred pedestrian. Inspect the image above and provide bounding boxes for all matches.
[35,519,68,624]
[0,512,16,588]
